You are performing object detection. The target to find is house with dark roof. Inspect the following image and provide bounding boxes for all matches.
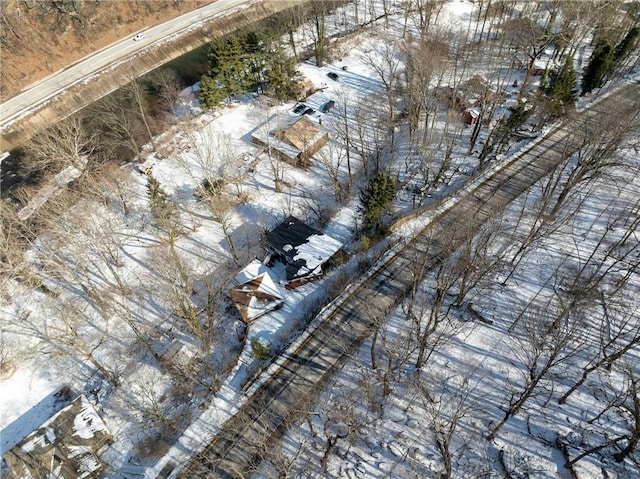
[263,216,343,289]
[3,395,112,479]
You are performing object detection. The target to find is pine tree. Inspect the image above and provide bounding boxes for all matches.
[582,27,639,96]
[613,26,640,66]
[199,35,249,109]
[214,35,250,97]
[544,55,577,115]
[199,26,302,108]
[243,28,274,90]
[265,54,302,102]
[581,42,615,95]
[146,176,176,228]
[359,173,397,234]
[199,74,226,110]
[479,100,533,163]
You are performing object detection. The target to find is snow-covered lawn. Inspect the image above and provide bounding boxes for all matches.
[1,1,638,478]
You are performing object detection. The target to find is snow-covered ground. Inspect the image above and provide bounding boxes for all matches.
[1,1,638,478]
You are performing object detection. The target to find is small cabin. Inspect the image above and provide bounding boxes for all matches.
[462,109,480,125]
[252,115,328,168]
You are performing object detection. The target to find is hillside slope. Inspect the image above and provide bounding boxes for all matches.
[0,0,213,102]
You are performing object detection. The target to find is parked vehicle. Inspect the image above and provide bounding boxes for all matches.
[303,108,315,115]
[327,72,339,81]
[293,104,307,114]
[321,100,335,113]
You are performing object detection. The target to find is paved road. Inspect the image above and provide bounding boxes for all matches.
[173,83,640,478]
[0,0,253,132]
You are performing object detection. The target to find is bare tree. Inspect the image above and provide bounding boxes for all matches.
[182,128,224,188]
[448,219,505,308]
[309,1,329,67]
[612,367,640,464]
[125,73,157,151]
[146,67,184,119]
[22,114,93,176]
[400,31,448,144]
[500,3,553,97]
[147,234,204,343]
[123,371,193,451]
[556,194,640,402]
[315,139,348,202]
[327,91,354,187]
[45,297,120,387]
[546,111,639,218]
[0,202,29,279]
[487,299,585,441]
[220,151,252,199]
[560,300,640,405]
[403,237,461,369]
[410,0,446,37]
[419,370,480,478]
[563,364,640,467]
[207,193,240,264]
[88,89,147,158]
[360,39,403,151]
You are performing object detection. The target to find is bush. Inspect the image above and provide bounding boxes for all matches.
[199,178,225,198]
[251,336,271,361]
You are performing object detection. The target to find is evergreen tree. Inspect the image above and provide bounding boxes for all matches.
[265,54,302,102]
[199,35,249,109]
[359,173,397,234]
[199,74,226,110]
[146,176,176,228]
[581,27,639,96]
[199,27,300,108]
[243,28,274,90]
[544,55,577,115]
[479,100,533,163]
[581,42,615,95]
[210,35,250,97]
[251,336,271,361]
[613,26,640,66]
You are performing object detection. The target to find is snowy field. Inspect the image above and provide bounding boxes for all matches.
[1,1,639,478]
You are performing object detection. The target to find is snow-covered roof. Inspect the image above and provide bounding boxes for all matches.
[251,114,328,164]
[229,260,285,322]
[264,216,343,283]
[273,116,321,151]
[3,395,112,479]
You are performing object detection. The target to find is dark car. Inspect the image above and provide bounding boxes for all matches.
[303,108,315,115]
[327,72,339,81]
[321,100,335,113]
[293,104,307,114]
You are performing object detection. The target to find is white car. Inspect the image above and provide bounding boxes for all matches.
[133,33,145,41]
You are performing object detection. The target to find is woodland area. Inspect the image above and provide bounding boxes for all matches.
[1,1,640,478]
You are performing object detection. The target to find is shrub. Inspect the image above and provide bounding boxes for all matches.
[251,336,271,361]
